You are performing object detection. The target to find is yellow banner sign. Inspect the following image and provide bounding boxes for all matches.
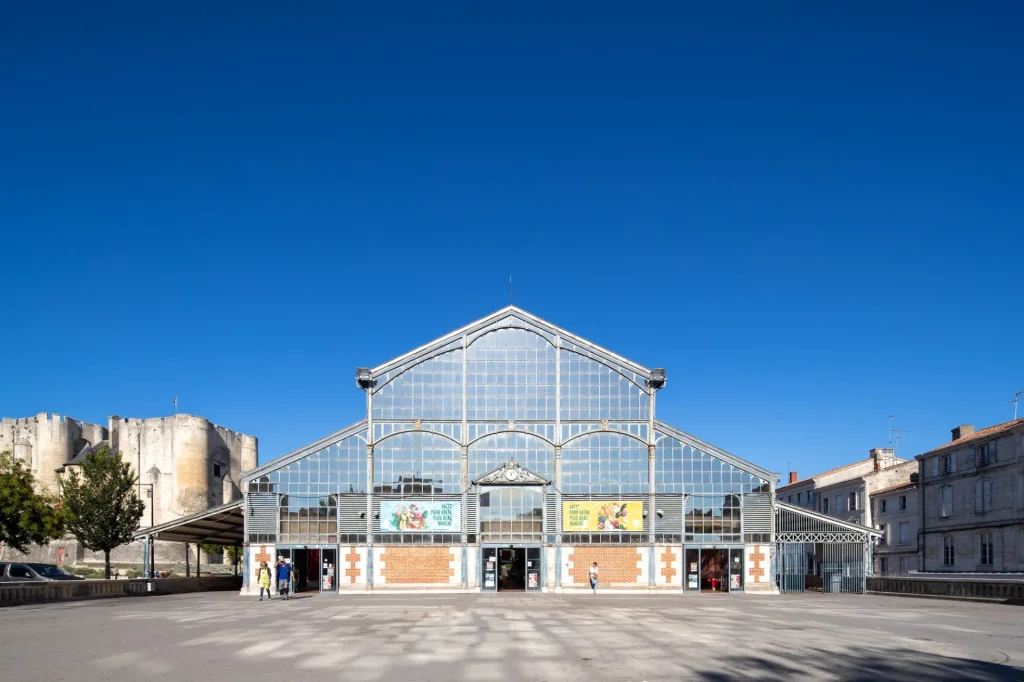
[562,501,643,532]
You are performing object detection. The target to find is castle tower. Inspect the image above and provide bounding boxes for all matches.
[172,414,212,515]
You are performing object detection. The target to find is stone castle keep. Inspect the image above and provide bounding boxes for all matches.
[0,412,257,566]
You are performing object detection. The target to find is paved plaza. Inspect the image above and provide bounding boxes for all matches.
[1,592,1022,681]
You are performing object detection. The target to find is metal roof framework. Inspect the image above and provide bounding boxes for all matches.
[132,500,244,545]
[775,501,883,544]
[368,306,654,392]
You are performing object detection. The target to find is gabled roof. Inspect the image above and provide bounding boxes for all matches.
[655,419,779,484]
[367,306,653,389]
[240,419,367,484]
[775,501,884,537]
[917,418,1024,457]
[872,481,917,497]
[777,458,873,491]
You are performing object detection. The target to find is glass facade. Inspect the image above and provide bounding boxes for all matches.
[562,432,648,494]
[373,432,461,494]
[244,310,774,562]
[480,487,544,542]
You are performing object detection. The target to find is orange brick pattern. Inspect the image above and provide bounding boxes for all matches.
[569,547,641,585]
[381,547,454,584]
[749,547,765,583]
[345,547,361,584]
[661,548,677,583]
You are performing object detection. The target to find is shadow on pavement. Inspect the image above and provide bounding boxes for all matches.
[694,646,1024,681]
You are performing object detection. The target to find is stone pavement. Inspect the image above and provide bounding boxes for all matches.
[1,592,1022,681]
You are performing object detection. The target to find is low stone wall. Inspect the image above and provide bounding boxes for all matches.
[867,576,1024,601]
[0,576,241,607]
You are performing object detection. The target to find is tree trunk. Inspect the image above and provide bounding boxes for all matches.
[104,550,111,580]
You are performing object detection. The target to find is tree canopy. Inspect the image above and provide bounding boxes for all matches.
[0,451,65,552]
[61,446,145,579]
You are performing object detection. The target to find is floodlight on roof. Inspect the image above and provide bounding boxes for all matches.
[355,367,376,390]
[646,368,667,390]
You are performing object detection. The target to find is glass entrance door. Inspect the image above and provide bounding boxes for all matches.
[482,547,498,591]
[321,548,337,593]
[684,548,700,591]
[525,547,541,591]
[684,548,742,592]
[728,548,743,592]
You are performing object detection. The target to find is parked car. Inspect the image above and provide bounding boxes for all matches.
[0,562,84,582]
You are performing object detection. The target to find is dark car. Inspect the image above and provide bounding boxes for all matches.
[0,562,84,582]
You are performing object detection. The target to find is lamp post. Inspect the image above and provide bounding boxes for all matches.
[138,483,155,577]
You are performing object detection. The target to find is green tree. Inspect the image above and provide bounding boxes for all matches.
[0,451,65,552]
[61,446,145,579]
[200,543,244,574]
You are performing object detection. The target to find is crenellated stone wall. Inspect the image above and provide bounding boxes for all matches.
[1,411,257,567]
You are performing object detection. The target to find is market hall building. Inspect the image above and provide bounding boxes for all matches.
[140,306,880,594]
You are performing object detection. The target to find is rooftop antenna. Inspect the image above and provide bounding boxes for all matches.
[1010,390,1023,420]
[888,414,899,447]
[892,428,911,459]
[508,275,512,306]
[174,396,178,415]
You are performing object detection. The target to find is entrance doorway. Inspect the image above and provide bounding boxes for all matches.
[482,546,541,591]
[684,547,744,592]
[277,548,338,593]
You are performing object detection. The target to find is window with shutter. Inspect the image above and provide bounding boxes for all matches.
[931,457,939,477]
[941,486,953,517]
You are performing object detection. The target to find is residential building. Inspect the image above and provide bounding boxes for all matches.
[916,420,1024,573]
[872,480,919,574]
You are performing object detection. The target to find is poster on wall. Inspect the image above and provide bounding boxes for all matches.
[687,575,699,589]
[561,501,643,532]
[380,501,461,532]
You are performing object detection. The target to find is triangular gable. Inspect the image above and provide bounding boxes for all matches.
[473,459,550,485]
[368,306,652,389]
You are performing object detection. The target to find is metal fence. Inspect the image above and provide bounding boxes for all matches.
[775,503,874,594]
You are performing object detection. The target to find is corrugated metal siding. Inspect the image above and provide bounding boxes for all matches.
[338,493,366,533]
[653,494,683,535]
[544,491,559,534]
[742,492,772,535]
[246,493,278,535]
[466,494,478,534]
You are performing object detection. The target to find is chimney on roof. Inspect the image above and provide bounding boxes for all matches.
[870,448,895,471]
[788,471,798,484]
[951,424,974,441]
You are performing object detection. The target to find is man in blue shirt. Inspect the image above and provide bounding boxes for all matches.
[276,559,294,600]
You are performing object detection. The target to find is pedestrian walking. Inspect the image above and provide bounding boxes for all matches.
[277,558,294,600]
[589,561,599,594]
[256,561,273,601]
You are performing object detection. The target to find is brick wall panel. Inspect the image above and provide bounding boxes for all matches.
[380,547,455,584]
[568,547,642,585]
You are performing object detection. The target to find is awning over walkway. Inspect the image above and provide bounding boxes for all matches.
[775,501,884,543]
[132,500,244,545]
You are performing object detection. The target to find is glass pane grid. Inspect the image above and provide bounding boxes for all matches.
[561,432,649,494]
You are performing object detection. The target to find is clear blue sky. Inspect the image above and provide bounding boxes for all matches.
[2,4,1021,479]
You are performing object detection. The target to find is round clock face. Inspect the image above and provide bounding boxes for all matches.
[504,468,518,481]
